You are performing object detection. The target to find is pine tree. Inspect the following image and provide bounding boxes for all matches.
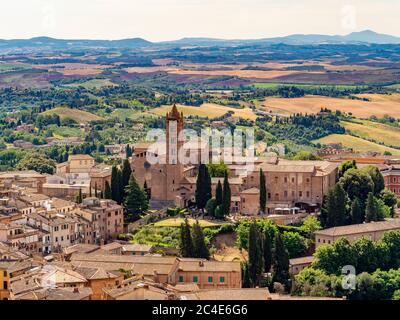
[365,192,378,222]
[263,229,273,273]
[273,233,290,288]
[192,221,210,259]
[351,197,364,224]
[123,174,149,222]
[222,170,231,216]
[75,189,83,204]
[104,181,112,199]
[180,218,194,258]
[248,221,264,287]
[259,168,267,214]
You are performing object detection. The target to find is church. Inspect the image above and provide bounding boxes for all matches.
[130,105,338,214]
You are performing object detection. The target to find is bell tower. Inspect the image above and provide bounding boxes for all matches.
[165,104,185,200]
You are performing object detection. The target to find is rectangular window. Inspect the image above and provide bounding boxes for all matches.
[3,281,7,290]
[220,277,225,283]
[208,276,213,283]
[179,276,184,283]
[193,276,199,283]
[3,271,7,277]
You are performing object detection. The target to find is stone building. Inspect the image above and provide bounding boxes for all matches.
[131,105,338,214]
[314,219,400,248]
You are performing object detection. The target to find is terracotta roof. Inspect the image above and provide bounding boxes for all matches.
[180,288,271,300]
[0,171,45,179]
[68,154,94,161]
[122,244,154,253]
[19,193,50,203]
[177,258,241,272]
[101,242,124,251]
[289,256,314,266]
[14,287,93,300]
[41,266,88,285]
[75,267,121,280]
[0,260,36,273]
[315,219,400,237]
[63,244,100,256]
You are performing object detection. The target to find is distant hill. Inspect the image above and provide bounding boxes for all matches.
[260,30,400,45]
[0,37,152,49]
[0,30,399,50]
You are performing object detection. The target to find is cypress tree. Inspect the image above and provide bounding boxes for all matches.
[195,164,212,210]
[121,159,132,198]
[351,197,364,224]
[111,166,121,204]
[248,221,264,287]
[192,221,210,259]
[75,189,83,204]
[126,144,133,158]
[365,192,378,222]
[195,164,205,209]
[143,181,151,200]
[216,180,223,206]
[104,181,112,199]
[259,168,267,214]
[263,229,273,273]
[242,262,251,288]
[273,233,290,288]
[123,174,149,222]
[222,170,231,216]
[323,184,348,228]
[180,218,194,258]
[205,165,212,205]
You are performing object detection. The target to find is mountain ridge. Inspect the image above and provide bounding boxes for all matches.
[0,30,399,49]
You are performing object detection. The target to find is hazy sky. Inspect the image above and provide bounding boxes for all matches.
[1,0,399,41]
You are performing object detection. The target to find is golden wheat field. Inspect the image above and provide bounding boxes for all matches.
[263,94,400,118]
[313,134,400,156]
[342,120,400,147]
[42,107,103,123]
